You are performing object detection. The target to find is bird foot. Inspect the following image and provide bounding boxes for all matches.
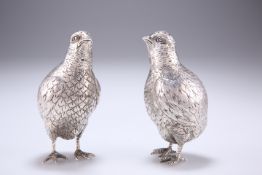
[151,148,169,155]
[159,149,176,162]
[167,157,185,166]
[151,147,176,158]
[74,149,95,160]
[160,154,185,165]
[43,151,67,163]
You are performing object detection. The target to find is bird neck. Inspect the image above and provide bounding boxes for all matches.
[64,47,93,71]
[149,48,180,72]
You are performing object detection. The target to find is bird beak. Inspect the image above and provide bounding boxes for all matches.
[142,36,153,46]
[77,39,91,48]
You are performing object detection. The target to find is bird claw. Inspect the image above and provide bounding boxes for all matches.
[159,149,176,158]
[74,149,95,160]
[151,147,176,159]
[154,148,184,165]
[43,151,67,163]
[159,151,176,163]
[151,148,169,155]
[160,156,172,163]
[152,147,185,165]
[167,156,185,166]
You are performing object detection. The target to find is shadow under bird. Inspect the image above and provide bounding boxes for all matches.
[37,31,100,162]
[143,31,208,165]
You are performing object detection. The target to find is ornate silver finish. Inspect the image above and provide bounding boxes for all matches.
[37,31,100,162]
[143,31,208,165]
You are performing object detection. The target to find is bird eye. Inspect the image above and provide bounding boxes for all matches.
[156,37,162,43]
[72,35,81,42]
[155,37,165,44]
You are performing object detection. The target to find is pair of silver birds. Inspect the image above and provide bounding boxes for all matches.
[37,30,208,165]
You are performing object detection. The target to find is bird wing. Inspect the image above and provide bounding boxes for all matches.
[37,75,66,119]
[154,71,204,127]
[91,70,101,95]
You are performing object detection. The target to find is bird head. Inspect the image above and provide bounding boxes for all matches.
[69,31,92,49]
[66,31,93,65]
[143,31,179,69]
[143,31,175,51]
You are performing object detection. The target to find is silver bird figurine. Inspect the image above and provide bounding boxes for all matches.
[143,31,208,165]
[37,31,100,162]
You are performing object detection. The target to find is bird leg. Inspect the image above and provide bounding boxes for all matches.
[166,144,185,165]
[74,136,95,160]
[43,140,67,163]
[151,142,176,161]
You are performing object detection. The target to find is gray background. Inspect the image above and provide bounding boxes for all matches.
[0,0,261,174]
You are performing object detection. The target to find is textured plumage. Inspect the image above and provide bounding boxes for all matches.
[37,31,100,162]
[143,31,208,165]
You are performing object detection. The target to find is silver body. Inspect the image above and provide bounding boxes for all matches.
[143,31,208,164]
[144,65,207,145]
[37,32,100,142]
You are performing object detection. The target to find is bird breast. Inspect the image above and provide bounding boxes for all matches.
[38,65,100,140]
